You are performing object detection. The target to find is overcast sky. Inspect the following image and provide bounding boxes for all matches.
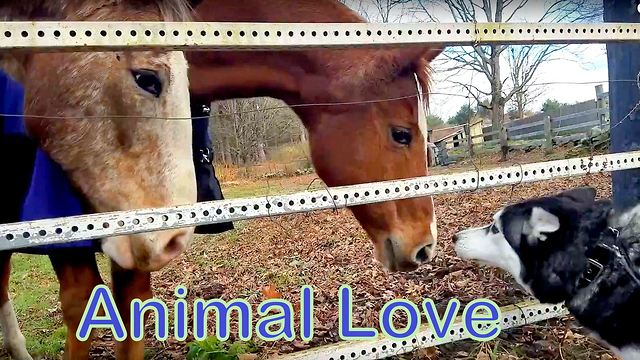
[344,0,610,121]
[428,43,609,120]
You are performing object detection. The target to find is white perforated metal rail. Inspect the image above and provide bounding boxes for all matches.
[273,300,569,360]
[1,150,638,251]
[0,22,638,51]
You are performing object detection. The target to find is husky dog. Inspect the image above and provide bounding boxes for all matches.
[453,187,640,360]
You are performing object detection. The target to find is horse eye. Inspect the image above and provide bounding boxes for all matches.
[490,223,500,234]
[391,127,412,146]
[131,69,162,98]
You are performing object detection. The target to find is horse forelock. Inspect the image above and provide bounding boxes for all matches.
[0,0,192,21]
[70,0,193,21]
[415,54,434,109]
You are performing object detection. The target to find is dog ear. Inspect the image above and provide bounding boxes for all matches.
[500,211,528,248]
[558,186,596,206]
[522,207,560,242]
[501,205,562,247]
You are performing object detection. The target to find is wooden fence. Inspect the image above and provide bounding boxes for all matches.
[437,86,609,162]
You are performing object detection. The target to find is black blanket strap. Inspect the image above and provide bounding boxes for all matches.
[190,100,234,235]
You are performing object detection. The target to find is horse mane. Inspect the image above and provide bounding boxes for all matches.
[320,45,439,106]
[283,0,441,104]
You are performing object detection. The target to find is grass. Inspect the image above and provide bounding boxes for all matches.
[3,253,112,359]
[186,337,258,360]
[221,176,318,199]
[215,142,313,184]
[267,142,309,164]
[7,254,65,358]
[222,182,290,199]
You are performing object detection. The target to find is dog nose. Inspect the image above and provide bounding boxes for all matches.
[452,234,459,243]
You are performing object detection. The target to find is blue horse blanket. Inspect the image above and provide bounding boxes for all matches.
[1,71,99,254]
[1,70,232,255]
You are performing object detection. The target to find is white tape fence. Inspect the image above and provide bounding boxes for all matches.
[0,22,639,51]
[1,150,639,251]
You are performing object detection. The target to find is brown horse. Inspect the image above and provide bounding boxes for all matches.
[0,0,197,359]
[187,0,443,273]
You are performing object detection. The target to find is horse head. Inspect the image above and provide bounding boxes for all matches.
[10,0,197,271]
[297,47,443,272]
[186,0,445,273]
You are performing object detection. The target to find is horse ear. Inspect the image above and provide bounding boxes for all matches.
[188,0,204,8]
[385,46,444,82]
[420,47,444,63]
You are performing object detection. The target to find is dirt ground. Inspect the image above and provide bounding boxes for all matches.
[83,147,619,360]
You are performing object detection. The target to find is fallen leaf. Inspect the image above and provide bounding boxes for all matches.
[262,284,282,299]
[476,351,490,360]
[416,347,439,360]
[292,340,310,349]
[565,329,575,340]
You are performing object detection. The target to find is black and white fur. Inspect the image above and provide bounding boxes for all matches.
[453,187,640,360]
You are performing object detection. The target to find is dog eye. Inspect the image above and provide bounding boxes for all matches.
[391,127,412,146]
[490,224,500,234]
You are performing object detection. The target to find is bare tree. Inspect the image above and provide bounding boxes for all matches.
[507,46,548,119]
[209,98,302,166]
[416,0,602,160]
[340,0,414,23]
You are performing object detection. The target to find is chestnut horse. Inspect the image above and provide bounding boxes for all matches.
[188,0,443,273]
[0,0,197,359]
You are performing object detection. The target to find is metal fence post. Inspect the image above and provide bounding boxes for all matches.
[595,84,606,129]
[465,123,474,157]
[544,116,553,154]
[605,0,640,210]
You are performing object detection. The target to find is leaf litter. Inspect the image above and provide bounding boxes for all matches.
[90,148,618,359]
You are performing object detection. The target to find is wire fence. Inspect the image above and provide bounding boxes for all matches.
[2,20,640,360]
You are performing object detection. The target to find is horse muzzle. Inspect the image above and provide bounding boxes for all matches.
[101,227,194,271]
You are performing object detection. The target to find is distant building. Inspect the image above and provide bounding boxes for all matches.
[428,118,484,149]
[468,117,485,144]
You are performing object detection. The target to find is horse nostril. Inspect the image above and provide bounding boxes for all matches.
[415,246,429,263]
[163,233,186,258]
